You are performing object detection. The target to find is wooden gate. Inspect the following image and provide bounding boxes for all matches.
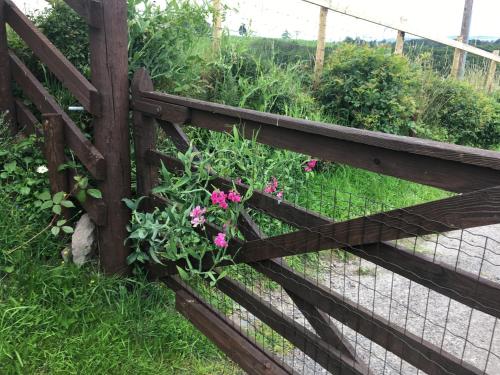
[131,69,500,374]
[0,0,130,274]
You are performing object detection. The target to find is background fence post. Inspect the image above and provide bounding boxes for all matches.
[132,69,158,209]
[485,50,499,93]
[313,6,328,89]
[42,113,69,196]
[212,0,222,53]
[457,0,474,79]
[89,0,131,275]
[0,0,16,134]
[450,36,463,78]
[394,30,405,55]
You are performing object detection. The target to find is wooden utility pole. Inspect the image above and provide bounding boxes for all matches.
[457,0,474,79]
[212,0,223,53]
[89,0,131,275]
[485,50,499,93]
[451,36,464,78]
[313,6,328,89]
[0,0,16,134]
[394,30,405,55]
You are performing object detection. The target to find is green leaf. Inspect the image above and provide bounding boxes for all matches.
[62,226,74,234]
[61,200,75,208]
[38,191,51,201]
[51,226,60,236]
[57,219,67,226]
[76,190,87,203]
[176,266,190,281]
[52,192,65,204]
[40,200,53,210]
[20,186,30,195]
[86,189,102,199]
[52,205,62,215]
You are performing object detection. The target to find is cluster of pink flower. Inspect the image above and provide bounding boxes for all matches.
[189,206,206,228]
[304,159,318,172]
[214,232,228,249]
[188,189,243,249]
[264,176,284,203]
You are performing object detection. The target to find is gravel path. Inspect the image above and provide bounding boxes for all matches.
[229,224,500,374]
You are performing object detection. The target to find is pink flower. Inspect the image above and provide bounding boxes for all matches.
[190,206,206,218]
[191,216,206,228]
[264,176,278,194]
[228,190,242,203]
[214,232,228,248]
[211,190,228,209]
[304,159,318,172]
[190,206,207,228]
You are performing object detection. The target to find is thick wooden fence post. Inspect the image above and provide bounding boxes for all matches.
[0,0,16,134]
[132,68,158,209]
[89,0,131,275]
[313,6,328,89]
[42,113,69,195]
[394,30,405,55]
[485,50,499,93]
[212,0,222,53]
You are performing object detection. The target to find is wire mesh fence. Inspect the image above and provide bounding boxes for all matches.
[152,133,500,374]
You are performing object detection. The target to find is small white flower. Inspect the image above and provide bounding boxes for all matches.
[36,166,48,174]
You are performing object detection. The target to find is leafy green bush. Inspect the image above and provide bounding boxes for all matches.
[416,74,500,148]
[317,44,418,134]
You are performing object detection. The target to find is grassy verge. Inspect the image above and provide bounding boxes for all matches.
[0,191,236,375]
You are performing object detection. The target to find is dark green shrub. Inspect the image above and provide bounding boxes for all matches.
[416,75,500,148]
[317,44,418,135]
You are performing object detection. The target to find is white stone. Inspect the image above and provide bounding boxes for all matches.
[71,214,96,267]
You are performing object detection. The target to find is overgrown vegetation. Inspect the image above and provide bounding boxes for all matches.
[0,116,235,374]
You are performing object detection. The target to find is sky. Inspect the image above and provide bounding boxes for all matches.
[14,0,500,41]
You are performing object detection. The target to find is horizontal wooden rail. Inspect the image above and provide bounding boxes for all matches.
[164,276,294,375]
[253,260,482,375]
[5,0,101,116]
[63,0,103,28]
[10,52,106,180]
[236,184,500,264]
[147,149,500,319]
[132,90,500,193]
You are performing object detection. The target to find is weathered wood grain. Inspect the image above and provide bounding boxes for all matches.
[15,99,40,136]
[89,0,131,275]
[132,69,158,208]
[42,114,69,196]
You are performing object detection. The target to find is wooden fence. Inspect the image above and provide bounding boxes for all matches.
[0,0,130,274]
[130,69,500,374]
[2,2,500,373]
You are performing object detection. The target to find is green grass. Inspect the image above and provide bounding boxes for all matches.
[0,192,236,375]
